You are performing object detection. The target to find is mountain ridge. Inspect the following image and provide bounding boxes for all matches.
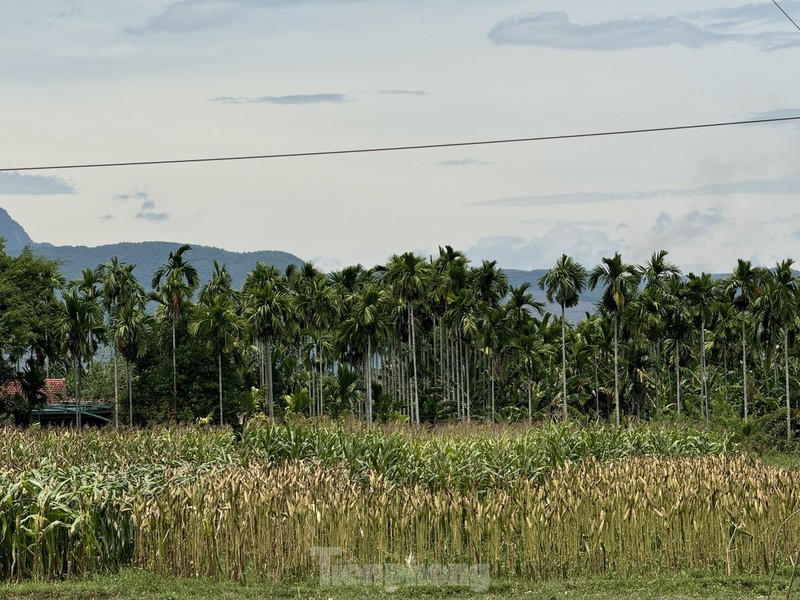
[0,209,304,287]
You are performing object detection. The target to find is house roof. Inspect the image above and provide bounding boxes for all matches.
[0,378,68,403]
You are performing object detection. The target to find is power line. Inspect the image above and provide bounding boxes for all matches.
[2,115,799,173]
[772,0,800,31]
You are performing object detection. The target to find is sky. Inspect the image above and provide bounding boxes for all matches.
[2,0,800,274]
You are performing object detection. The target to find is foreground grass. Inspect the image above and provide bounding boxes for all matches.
[1,568,797,599]
[2,423,792,587]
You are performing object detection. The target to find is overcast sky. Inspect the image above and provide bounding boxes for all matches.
[2,0,800,273]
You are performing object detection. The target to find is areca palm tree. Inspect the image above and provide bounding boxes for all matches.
[589,253,640,426]
[431,248,471,420]
[97,258,144,426]
[662,277,691,416]
[68,268,102,302]
[634,251,681,414]
[382,252,430,424]
[199,261,234,304]
[242,263,287,420]
[338,283,390,425]
[472,259,510,308]
[504,283,545,330]
[539,254,588,419]
[764,259,798,440]
[725,259,765,422]
[151,244,199,423]
[638,250,681,288]
[685,272,718,426]
[509,329,552,423]
[291,264,335,416]
[57,289,105,427]
[189,291,246,425]
[476,303,511,421]
[115,298,153,426]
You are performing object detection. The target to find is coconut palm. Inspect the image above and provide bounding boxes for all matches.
[589,253,640,426]
[189,291,246,425]
[539,254,588,420]
[151,244,199,423]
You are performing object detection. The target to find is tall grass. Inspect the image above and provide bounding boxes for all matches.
[1,421,776,583]
[131,455,798,582]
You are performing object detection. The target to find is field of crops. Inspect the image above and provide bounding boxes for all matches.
[1,421,798,587]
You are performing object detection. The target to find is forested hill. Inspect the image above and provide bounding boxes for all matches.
[32,242,304,288]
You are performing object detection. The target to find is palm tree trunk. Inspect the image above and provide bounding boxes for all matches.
[655,340,661,414]
[491,356,496,423]
[74,356,81,428]
[365,335,373,426]
[742,319,748,422]
[561,304,568,420]
[465,342,471,422]
[528,380,532,425]
[594,350,599,418]
[723,345,729,406]
[266,337,274,420]
[613,314,620,427]
[786,327,791,442]
[410,303,419,424]
[676,345,681,417]
[701,319,709,427]
[113,345,119,428]
[127,357,134,427]
[218,351,224,425]
[172,318,178,424]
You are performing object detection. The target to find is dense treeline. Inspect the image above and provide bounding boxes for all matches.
[1,240,799,442]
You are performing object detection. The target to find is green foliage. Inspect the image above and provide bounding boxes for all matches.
[0,422,770,586]
[283,387,311,416]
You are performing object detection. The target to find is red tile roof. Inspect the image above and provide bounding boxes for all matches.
[0,378,69,403]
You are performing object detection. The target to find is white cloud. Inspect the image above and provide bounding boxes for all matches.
[438,158,491,167]
[212,94,348,105]
[468,224,619,270]
[0,172,75,195]
[480,176,800,207]
[488,5,800,51]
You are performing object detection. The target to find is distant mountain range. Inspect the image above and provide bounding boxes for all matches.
[0,208,303,288]
[0,208,600,315]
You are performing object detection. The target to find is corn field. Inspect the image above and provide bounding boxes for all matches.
[2,422,798,584]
